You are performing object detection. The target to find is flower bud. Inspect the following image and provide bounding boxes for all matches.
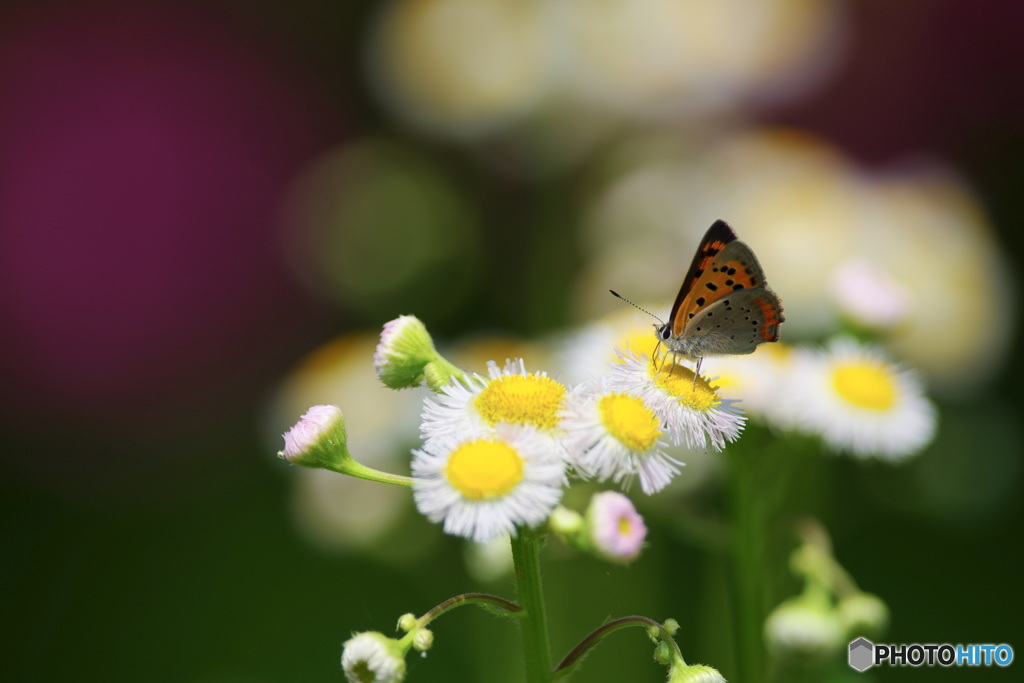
[374,315,436,389]
[583,491,647,563]
[764,596,843,660]
[548,506,584,545]
[341,632,406,683]
[668,663,727,683]
[831,259,910,331]
[279,405,350,470]
[412,628,434,652]
[396,613,418,633]
[838,592,889,639]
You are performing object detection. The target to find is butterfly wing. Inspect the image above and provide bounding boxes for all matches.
[679,287,784,356]
[671,229,773,337]
[667,220,738,330]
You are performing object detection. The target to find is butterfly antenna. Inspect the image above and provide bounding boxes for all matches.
[608,290,665,325]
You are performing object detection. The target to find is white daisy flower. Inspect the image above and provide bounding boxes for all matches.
[698,343,797,430]
[789,338,937,460]
[607,352,745,451]
[411,424,567,543]
[341,631,406,683]
[421,358,569,441]
[562,381,682,494]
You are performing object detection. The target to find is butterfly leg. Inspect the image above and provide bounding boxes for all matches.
[691,356,703,390]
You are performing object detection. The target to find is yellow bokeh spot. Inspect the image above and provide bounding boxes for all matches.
[612,328,660,363]
[831,362,897,411]
[653,361,721,412]
[474,374,567,430]
[445,440,524,500]
[599,393,661,452]
[761,341,793,363]
[709,371,741,393]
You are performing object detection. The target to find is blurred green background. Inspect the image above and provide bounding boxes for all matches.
[1,1,1021,681]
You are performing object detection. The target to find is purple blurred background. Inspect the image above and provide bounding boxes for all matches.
[1,1,1021,681]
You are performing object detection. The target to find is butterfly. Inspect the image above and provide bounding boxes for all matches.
[613,219,784,379]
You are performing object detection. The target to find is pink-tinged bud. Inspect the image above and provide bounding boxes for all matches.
[586,491,647,563]
[278,405,349,470]
[374,315,435,389]
[831,259,910,330]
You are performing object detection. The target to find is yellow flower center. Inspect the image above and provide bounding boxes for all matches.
[474,374,567,430]
[652,360,720,412]
[445,440,524,500]
[598,393,661,451]
[617,515,632,536]
[831,362,897,411]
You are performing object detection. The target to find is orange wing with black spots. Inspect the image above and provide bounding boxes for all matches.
[669,221,770,336]
[657,219,784,360]
[666,220,736,333]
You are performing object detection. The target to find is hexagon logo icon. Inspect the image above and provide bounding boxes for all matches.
[849,637,875,672]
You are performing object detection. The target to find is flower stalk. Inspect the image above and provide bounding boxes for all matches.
[510,530,553,683]
[553,616,679,678]
[726,443,767,682]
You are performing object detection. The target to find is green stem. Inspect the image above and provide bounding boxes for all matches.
[420,592,523,624]
[724,430,810,683]
[510,530,552,683]
[326,459,413,487]
[553,616,681,680]
[424,356,468,392]
[727,446,767,683]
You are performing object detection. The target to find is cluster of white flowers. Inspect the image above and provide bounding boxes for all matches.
[558,313,937,463]
[282,315,937,549]
[410,355,744,543]
[279,313,940,683]
[698,337,936,460]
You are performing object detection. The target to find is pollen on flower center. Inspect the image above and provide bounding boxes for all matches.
[445,440,524,500]
[831,362,896,410]
[473,374,567,430]
[598,393,661,451]
[653,363,721,412]
[617,515,632,536]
